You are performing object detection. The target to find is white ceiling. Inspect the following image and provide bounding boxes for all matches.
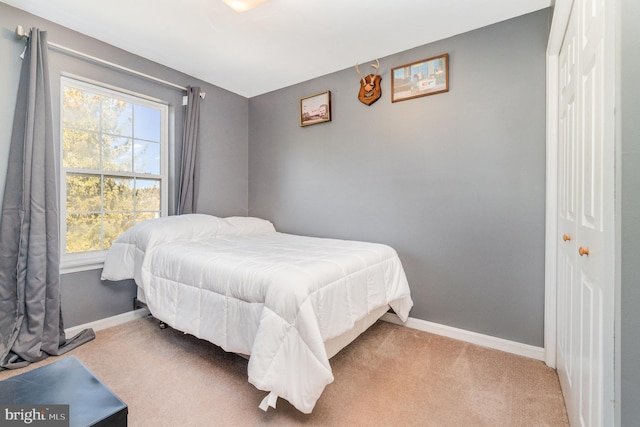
[3,0,551,98]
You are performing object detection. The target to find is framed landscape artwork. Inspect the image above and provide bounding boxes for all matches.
[300,91,331,127]
[391,54,449,102]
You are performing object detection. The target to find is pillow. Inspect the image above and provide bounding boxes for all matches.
[225,216,276,235]
[116,214,234,251]
[101,240,136,281]
[101,214,276,281]
[101,214,234,281]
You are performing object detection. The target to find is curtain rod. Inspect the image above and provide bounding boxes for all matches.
[15,25,206,99]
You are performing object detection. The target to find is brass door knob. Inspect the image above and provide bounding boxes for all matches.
[563,234,571,241]
[579,246,589,256]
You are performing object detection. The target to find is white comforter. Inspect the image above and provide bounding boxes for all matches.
[101,214,413,413]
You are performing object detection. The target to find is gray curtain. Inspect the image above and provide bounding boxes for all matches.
[0,28,95,370]
[176,86,202,215]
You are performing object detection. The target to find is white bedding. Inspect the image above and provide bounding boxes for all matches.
[101,214,413,413]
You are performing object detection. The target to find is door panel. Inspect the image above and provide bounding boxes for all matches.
[578,273,602,426]
[557,4,579,419]
[555,0,612,425]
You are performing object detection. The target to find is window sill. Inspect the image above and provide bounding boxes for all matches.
[60,253,106,275]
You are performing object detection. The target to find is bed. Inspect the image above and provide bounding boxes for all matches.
[101,214,413,413]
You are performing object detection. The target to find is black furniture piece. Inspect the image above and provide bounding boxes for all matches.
[0,356,127,426]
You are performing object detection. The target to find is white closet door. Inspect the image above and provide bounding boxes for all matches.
[557,4,578,418]
[555,0,614,425]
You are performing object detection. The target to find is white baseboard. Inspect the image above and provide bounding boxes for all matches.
[64,308,150,339]
[381,313,545,362]
[65,309,544,362]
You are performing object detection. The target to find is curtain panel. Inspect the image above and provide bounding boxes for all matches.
[0,28,94,370]
[176,86,202,215]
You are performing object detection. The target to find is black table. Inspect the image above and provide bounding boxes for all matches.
[0,356,127,426]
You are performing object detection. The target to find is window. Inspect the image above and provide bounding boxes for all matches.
[61,77,168,272]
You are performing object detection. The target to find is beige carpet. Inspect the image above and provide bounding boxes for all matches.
[0,315,569,426]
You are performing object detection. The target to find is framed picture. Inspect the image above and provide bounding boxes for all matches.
[300,91,331,127]
[391,53,449,102]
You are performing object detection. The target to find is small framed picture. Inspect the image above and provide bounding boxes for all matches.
[300,91,331,127]
[391,54,449,102]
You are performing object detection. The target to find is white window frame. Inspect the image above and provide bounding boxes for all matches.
[60,76,169,274]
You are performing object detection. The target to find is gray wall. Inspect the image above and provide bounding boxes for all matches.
[0,3,249,327]
[620,0,640,423]
[249,9,550,347]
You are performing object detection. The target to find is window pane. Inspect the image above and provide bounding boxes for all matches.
[102,135,132,172]
[134,104,161,142]
[136,211,160,223]
[104,176,134,211]
[62,87,101,131]
[102,98,132,137]
[134,140,160,174]
[66,213,101,253]
[136,179,161,211]
[62,129,100,169]
[66,174,101,213]
[103,212,134,250]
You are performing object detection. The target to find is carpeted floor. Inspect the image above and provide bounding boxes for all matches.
[0,315,569,426]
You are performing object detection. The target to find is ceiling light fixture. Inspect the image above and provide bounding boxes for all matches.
[222,0,271,13]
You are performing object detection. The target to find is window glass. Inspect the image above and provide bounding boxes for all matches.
[62,87,101,131]
[104,176,134,212]
[65,213,101,254]
[62,129,100,170]
[102,135,133,172]
[134,140,161,174]
[102,98,132,137]
[133,104,161,142]
[66,174,101,212]
[136,179,161,211]
[61,77,167,263]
